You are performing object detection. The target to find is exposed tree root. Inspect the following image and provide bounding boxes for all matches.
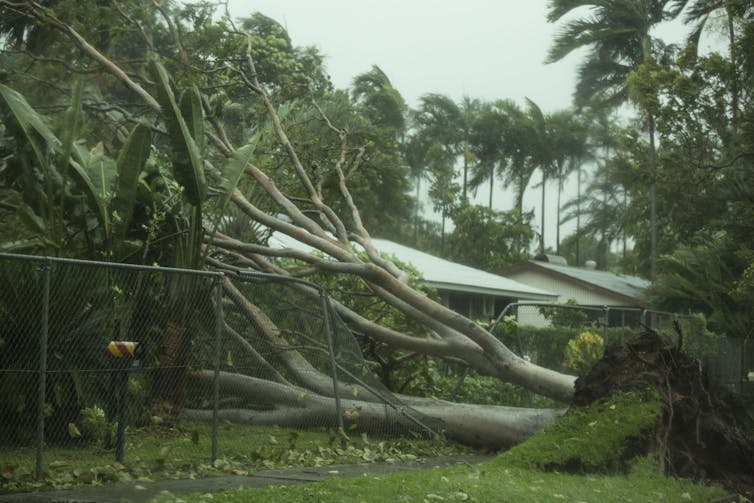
[574,330,754,498]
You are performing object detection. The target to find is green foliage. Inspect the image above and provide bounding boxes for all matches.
[564,331,605,374]
[497,389,662,472]
[79,405,110,447]
[538,299,589,328]
[445,205,534,270]
[425,375,555,408]
[148,58,206,207]
[648,239,753,337]
[112,124,152,250]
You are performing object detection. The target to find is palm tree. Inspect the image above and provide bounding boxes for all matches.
[413,93,480,201]
[496,100,540,255]
[546,109,591,255]
[521,98,555,254]
[404,127,434,241]
[351,65,407,139]
[467,100,510,209]
[671,0,747,140]
[547,0,678,278]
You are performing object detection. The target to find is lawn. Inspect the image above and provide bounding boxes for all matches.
[148,456,727,503]
[0,421,475,493]
[144,390,730,502]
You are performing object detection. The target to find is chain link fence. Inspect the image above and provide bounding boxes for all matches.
[0,253,438,484]
[2,253,749,487]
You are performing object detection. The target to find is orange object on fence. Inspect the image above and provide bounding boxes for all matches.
[106,341,138,358]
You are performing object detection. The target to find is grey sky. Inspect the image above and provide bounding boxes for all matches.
[230,1,582,109]
[227,1,718,254]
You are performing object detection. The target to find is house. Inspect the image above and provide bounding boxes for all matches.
[498,254,651,325]
[268,232,557,321]
[367,240,557,320]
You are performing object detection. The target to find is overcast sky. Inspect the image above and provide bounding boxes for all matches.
[226,1,718,254]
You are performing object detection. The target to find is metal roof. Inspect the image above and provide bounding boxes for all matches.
[269,232,557,301]
[507,260,650,302]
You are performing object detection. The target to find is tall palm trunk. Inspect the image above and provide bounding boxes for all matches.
[488,163,494,209]
[515,173,526,255]
[556,166,563,255]
[540,170,546,254]
[649,112,658,280]
[462,144,469,201]
[727,4,739,142]
[413,175,421,243]
[576,167,581,266]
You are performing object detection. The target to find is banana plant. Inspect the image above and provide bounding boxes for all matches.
[0,82,152,259]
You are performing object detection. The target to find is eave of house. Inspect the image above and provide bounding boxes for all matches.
[500,261,648,307]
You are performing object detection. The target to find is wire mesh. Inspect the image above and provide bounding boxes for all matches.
[0,253,221,481]
[439,302,750,407]
[2,252,748,489]
[195,271,441,450]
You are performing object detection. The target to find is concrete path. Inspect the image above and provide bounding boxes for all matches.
[0,455,491,503]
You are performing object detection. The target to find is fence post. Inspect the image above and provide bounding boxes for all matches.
[602,306,610,347]
[105,341,140,463]
[211,274,224,463]
[320,290,344,435]
[35,258,51,480]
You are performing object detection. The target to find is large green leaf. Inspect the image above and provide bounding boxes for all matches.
[202,137,259,260]
[148,58,206,205]
[60,80,84,173]
[0,237,56,253]
[69,143,111,236]
[217,136,259,214]
[0,83,61,168]
[112,124,152,245]
[180,87,205,156]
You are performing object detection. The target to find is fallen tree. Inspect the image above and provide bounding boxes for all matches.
[186,370,565,449]
[1,0,575,446]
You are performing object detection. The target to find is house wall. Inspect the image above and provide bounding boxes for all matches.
[504,270,622,306]
[503,270,626,328]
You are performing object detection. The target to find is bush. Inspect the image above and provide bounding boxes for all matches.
[565,331,605,374]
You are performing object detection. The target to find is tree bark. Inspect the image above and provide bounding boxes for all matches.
[186,370,565,449]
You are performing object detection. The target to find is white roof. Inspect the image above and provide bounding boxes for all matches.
[269,232,557,301]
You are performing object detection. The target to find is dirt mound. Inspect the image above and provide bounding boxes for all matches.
[574,330,754,498]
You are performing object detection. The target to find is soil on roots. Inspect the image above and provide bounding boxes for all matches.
[573,330,754,498]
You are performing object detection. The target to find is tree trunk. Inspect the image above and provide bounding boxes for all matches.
[186,370,565,449]
[576,167,581,266]
[649,113,657,280]
[414,175,421,243]
[540,170,546,254]
[488,163,494,209]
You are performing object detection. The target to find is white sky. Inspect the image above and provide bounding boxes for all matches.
[227,1,723,255]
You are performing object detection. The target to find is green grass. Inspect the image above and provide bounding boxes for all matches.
[497,389,663,472]
[146,390,728,502]
[149,456,726,503]
[0,421,475,493]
